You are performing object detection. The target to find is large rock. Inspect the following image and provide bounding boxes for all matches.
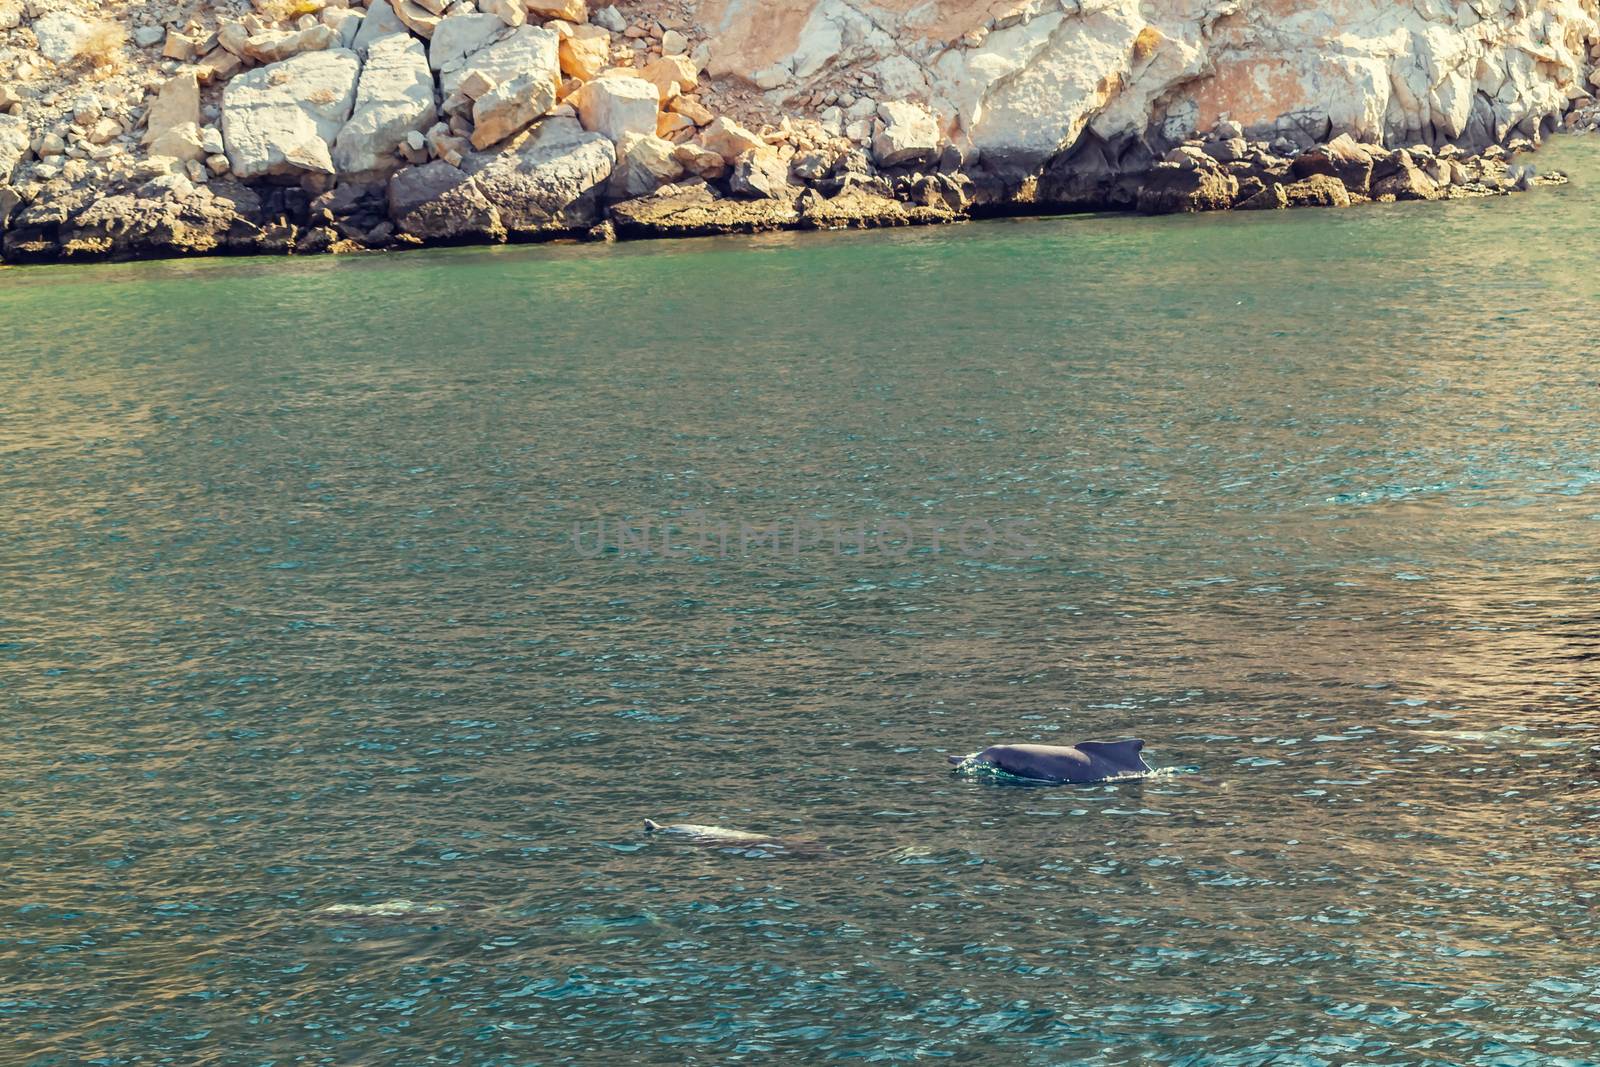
[1235,181,1289,210]
[573,75,659,145]
[608,179,801,239]
[527,0,585,18]
[32,12,92,64]
[389,117,614,241]
[1281,173,1352,208]
[470,69,557,149]
[1136,163,1238,214]
[242,24,340,64]
[638,55,697,100]
[352,0,408,54]
[728,148,794,200]
[799,186,958,230]
[141,73,201,148]
[0,114,29,184]
[1291,134,1374,196]
[608,131,683,198]
[1373,156,1441,201]
[438,24,559,98]
[0,186,19,234]
[388,160,503,242]
[428,13,502,72]
[872,101,938,168]
[393,0,442,39]
[333,35,437,177]
[673,142,727,180]
[698,115,762,164]
[3,180,264,262]
[223,50,362,179]
[149,123,207,163]
[559,30,609,81]
[469,118,615,234]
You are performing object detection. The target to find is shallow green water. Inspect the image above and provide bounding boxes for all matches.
[4,141,1600,1065]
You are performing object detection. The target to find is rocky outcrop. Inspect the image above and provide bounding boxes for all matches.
[872,100,938,167]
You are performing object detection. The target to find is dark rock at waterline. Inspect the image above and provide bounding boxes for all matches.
[799,187,960,230]
[387,160,504,244]
[1282,173,1353,207]
[1372,156,1442,201]
[1037,131,1155,209]
[606,179,960,240]
[1137,162,1239,214]
[464,120,614,237]
[0,116,1565,265]
[1235,181,1290,210]
[607,179,800,238]
[1291,134,1376,196]
[1,177,265,262]
[384,118,615,245]
[893,172,970,214]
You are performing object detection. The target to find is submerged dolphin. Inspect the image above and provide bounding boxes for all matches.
[317,900,451,919]
[643,819,822,855]
[950,739,1152,783]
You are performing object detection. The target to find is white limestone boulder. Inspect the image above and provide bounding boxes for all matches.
[141,73,201,149]
[608,131,683,198]
[572,74,658,145]
[241,24,340,65]
[871,100,938,168]
[222,50,362,179]
[334,35,438,177]
[470,68,558,149]
[32,12,91,65]
[352,0,408,54]
[697,115,762,164]
[0,113,29,184]
[428,13,503,72]
[438,24,559,99]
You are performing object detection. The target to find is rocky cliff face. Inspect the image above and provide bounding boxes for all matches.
[695,0,1599,166]
[0,0,1595,261]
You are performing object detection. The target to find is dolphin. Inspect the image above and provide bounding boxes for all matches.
[949,739,1152,783]
[643,819,822,856]
[317,900,451,919]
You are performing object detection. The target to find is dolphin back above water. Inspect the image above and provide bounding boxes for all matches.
[636,825,812,857]
[643,819,791,850]
[950,739,1152,783]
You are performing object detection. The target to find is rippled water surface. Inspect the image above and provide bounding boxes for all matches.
[5,141,1600,1066]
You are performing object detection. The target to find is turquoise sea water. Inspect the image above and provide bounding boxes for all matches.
[4,140,1600,1064]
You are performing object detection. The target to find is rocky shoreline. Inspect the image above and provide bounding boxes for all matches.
[0,0,1581,266]
[0,122,1567,267]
